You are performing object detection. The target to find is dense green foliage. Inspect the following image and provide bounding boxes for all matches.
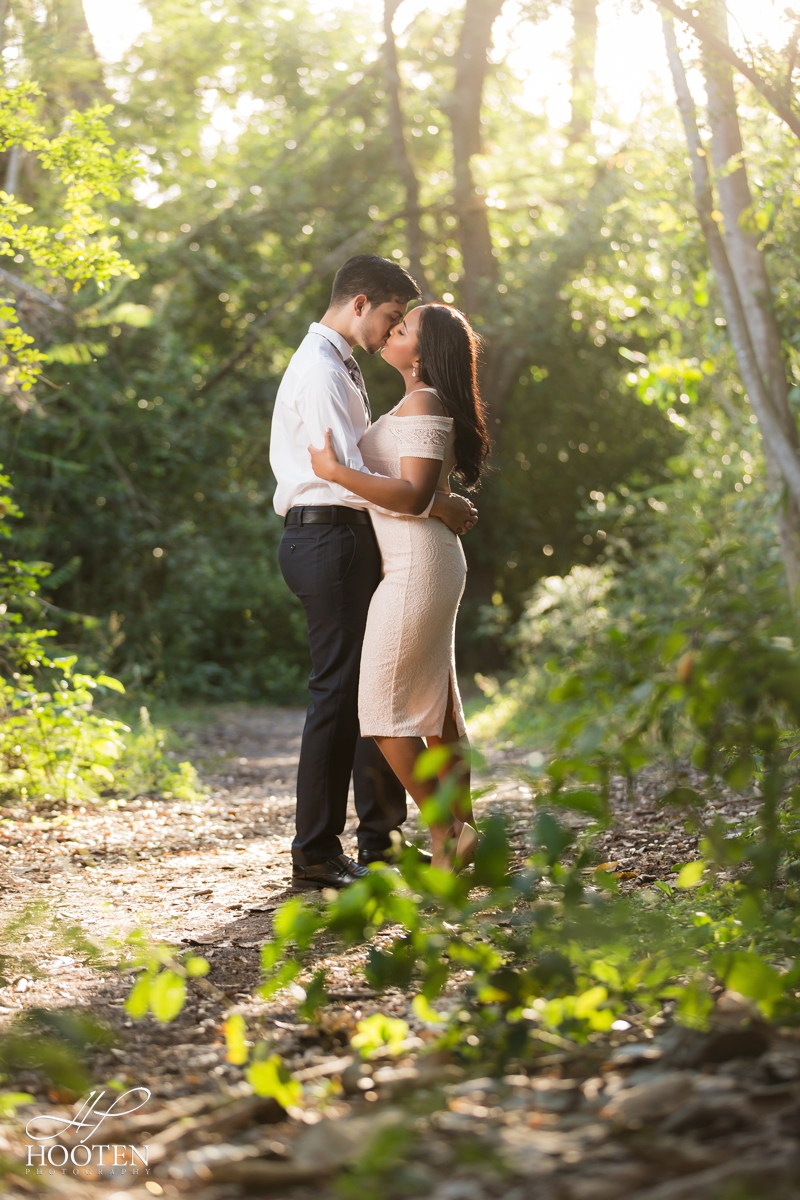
[0,84,202,801]
[0,0,710,697]
[6,7,800,1174]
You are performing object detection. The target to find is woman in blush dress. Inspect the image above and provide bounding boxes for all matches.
[308,303,489,870]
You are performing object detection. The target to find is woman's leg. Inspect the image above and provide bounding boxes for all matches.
[427,678,473,826]
[372,734,456,868]
[373,683,473,869]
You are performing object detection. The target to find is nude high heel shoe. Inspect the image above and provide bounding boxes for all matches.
[453,823,479,871]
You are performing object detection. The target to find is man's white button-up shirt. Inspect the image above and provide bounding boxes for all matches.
[270,322,384,517]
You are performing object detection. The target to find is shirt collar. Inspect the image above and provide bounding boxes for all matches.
[309,321,353,362]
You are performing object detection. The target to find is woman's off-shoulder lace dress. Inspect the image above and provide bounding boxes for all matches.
[358,392,467,738]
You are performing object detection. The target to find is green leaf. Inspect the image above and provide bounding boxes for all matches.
[412,994,444,1024]
[0,1091,34,1117]
[713,951,785,1015]
[351,1014,409,1058]
[106,303,153,327]
[42,342,98,365]
[184,955,209,977]
[672,976,714,1030]
[298,969,328,1021]
[260,942,283,971]
[148,969,186,1023]
[412,745,452,781]
[95,674,125,693]
[551,788,604,817]
[619,346,648,364]
[675,860,705,889]
[573,985,607,1017]
[532,811,574,866]
[550,676,584,702]
[272,897,322,949]
[224,1013,249,1065]
[259,958,302,999]
[124,973,151,1020]
[472,813,510,888]
[246,1053,302,1108]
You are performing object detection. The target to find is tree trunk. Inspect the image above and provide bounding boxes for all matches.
[659,0,800,142]
[663,11,800,601]
[3,145,20,195]
[700,0,800,601]
[568,0,598,144]
[382,0,431,298]
[41,0,111,111]
[0,0,9,57]
[448,0,503,316]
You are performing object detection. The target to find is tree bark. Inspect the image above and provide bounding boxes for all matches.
[568,0,598,144]
[448,0,503,316]
[40,0,111,111]
[701,0,800,599]
[662,13,800,600]
[0,0,9,56]
[383,1,431,298]
[382,0,431,298]
[658,0,800,142]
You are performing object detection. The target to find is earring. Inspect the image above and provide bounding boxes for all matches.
[412,367,417,377]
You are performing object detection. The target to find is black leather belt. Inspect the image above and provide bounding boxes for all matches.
[284,505,370,527]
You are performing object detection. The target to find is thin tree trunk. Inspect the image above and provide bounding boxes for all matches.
[659,0,800,142]
[448,0,503,316]
[4,144,20,194]
[662,13,800,600]
[41,0,111,110]
[700,0,800,601]
[568,0,598,144]
[382,0,431,298]
[700,2,790,430]
[0,0,9,57]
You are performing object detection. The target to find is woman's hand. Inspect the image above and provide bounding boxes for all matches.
[308,428,341,481]
[430,491,478,535]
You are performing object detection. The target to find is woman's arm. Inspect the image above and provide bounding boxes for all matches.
[309,429,440,516]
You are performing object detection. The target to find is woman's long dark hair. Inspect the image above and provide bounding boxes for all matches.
[416,304,490,488]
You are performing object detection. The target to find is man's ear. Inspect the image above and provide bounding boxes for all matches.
[352,293,369,317]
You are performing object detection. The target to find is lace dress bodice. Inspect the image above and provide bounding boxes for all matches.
[358,394,455,492]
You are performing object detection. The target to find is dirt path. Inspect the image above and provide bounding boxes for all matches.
[0,709,539,1103]
[0,707,774,1200]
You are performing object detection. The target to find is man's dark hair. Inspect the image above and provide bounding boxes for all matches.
[330,254,420,309]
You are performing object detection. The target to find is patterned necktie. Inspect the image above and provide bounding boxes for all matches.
[344,355,371,422]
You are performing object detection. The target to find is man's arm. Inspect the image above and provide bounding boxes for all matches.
[295,365,385,505]
[309,429,441,514]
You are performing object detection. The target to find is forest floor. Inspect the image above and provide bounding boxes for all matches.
[0,706,797,1200]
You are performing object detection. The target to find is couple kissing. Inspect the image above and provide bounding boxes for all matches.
[269,253,489,889]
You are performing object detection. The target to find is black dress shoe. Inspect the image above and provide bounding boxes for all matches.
[292,854,370,891]
[358,843,433,867]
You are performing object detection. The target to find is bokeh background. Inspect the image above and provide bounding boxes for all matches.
[0,0,793,702]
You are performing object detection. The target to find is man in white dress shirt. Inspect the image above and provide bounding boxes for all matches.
[270,255,477,890]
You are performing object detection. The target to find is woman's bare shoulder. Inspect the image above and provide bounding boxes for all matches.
[395,389,447,418]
